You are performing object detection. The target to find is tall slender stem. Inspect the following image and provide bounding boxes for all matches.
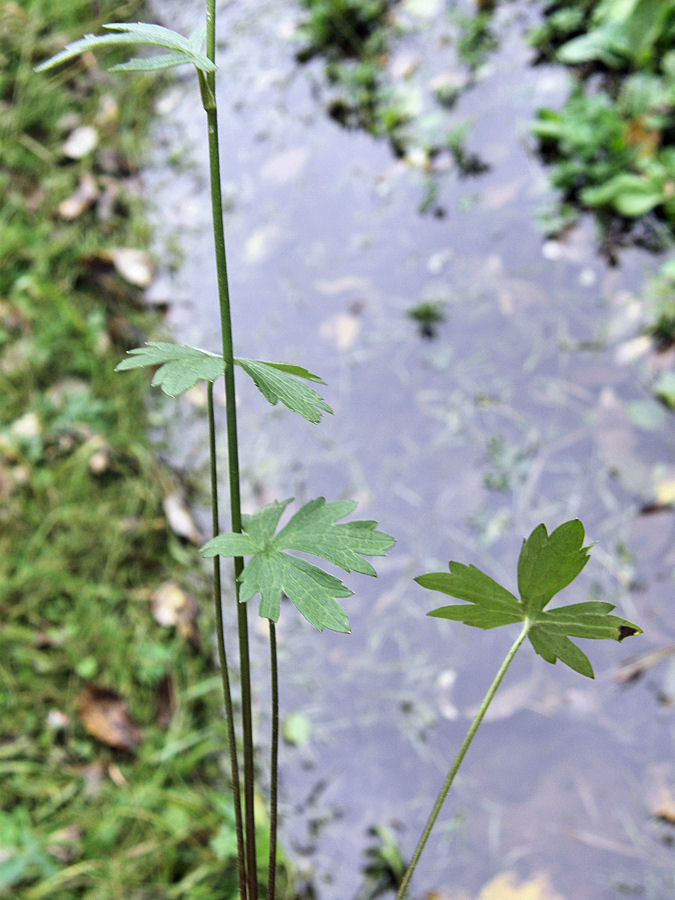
[268,622,279,900]
[208,383,247,900]
[205,3,258,897]
[395,622,530,900]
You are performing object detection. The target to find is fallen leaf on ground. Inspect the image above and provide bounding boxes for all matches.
[614,644,675,683]
[106,248,155,287]
[477,871,565,900]
[156,674,175,729]
[151,579,200,645]
[77,685,143,750]
[655,476,675,507]
[163,493,202,543]
[319,312,361,351]
[62,124,98,159]
[59,172,99,220]
[47,825,82,863]
[645,764,675,825]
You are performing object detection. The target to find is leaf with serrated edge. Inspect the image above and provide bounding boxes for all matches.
[276,498,392,575]
[235,359,332,423]
[115,343,225,397]
[517,519,591,614]
[201,533,255,558]
[199,497,395,633]
[419,520,641,678]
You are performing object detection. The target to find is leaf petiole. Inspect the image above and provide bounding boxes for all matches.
[395,620,531,900]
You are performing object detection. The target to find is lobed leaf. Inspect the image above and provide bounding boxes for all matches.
[276,497,393,575]
[235,359,333,423]
[200,497,395,633]
[115,342,225,397]
[528,628,595,678]
[242,553,352,633]
[517,519,591,614]
[418,520,642,679]
[201,533,255,558]
[427,604,523,630]
[417,563,520,610]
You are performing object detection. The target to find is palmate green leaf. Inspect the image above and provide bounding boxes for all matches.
[235,358,333,423]
[201,497,395,633]
[115,343,225,397]
[418,520,641,678]
[116,344,333,417]
[517,519,592,615]
[34,21,216,75]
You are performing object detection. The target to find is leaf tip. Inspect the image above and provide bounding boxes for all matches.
[618,624,642,641]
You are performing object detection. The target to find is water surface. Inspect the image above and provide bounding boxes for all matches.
[145,1,674,896]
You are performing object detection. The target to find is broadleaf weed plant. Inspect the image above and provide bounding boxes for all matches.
[36,6,642,898]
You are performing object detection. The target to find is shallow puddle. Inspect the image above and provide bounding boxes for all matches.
[145,1,674,896]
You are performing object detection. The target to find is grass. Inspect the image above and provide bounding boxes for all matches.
[0,2,295,897]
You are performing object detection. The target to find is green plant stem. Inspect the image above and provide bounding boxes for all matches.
[204,3,258,898]
[268,621,279,900]
[208,383,247,900]
[395,621,530,900]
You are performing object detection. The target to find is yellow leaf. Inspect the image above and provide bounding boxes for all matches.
[477,871,565,900]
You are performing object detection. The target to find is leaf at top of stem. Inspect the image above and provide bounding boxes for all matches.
[418,519,641,678]
[201,497,395,633]
[517,519,592,614]
[115,342,225,397]
[34,21,216,75]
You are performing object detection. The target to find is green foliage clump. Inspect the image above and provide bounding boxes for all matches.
[531,0,675,234]
[296,0,394,61]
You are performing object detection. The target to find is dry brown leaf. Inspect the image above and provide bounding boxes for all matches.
[655,477,675,507]
[108,763,127,786]
[94,94,119,128]
[645,764,675,825]
[477,871,565,900]
[62,125,98,159]
[615,644,675,683]
[47,825,82,863]
[58,172,99,220]
[319,312,361,351]
[156,674,176,729]
[106,248,156,287]
[163,493,202,543]
[77,685,143,750]
[151,579,200,645]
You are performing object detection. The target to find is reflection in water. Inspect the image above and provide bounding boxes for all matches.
[146,1,674,897]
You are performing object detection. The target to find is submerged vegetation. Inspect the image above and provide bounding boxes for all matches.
[296,0,675,247]
[295,0,675,347]
[531,0,675,248]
